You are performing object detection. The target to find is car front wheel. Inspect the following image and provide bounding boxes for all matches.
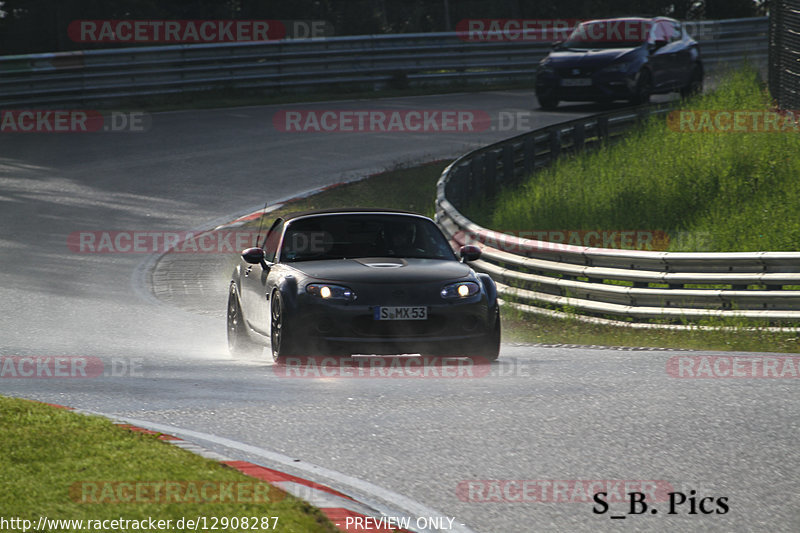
[270,291,300,363]
[477,308,501,362]
[680,64,703,99]
[537,93,559,110]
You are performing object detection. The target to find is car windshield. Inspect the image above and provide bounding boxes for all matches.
[562,20,652,49]
[280,213,456,262]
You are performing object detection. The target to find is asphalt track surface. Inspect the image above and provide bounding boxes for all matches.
[1,91,798,532]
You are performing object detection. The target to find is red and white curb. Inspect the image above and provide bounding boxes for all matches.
[163,436,410,532]
[40,403,469,533]
[223,461,399,531]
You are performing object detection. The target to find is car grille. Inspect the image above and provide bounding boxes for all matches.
[351,315,447,337]
[557,67,596,77]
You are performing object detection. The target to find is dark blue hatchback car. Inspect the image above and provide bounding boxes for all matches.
[535,17,703,109]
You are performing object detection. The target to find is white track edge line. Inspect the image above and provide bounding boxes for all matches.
[81,411,478,533]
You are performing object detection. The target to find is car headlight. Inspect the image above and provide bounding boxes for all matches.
[600,61,633,73]
[440,281,480,300]
[306,283,357,301]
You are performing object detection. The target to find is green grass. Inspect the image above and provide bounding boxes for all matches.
[0,396,338,533]
[500,306,800,353]
[251,161,447,223]
[465,66,800,253]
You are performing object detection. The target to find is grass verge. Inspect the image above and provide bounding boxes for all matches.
[0,396,338,533]
[244,160,799,353]
[500,309,799,353]
[464,65,800,253]
[250,161,447,223]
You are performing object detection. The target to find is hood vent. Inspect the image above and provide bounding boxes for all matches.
[355,258,407,268]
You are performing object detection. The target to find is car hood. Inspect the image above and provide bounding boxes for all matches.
[547,47,640,69]
[288,257,473,284]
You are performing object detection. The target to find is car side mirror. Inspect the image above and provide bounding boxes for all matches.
[241,247,265,265]
[650,39,668,51]
[552,40,563,50]
[459,245,482,262]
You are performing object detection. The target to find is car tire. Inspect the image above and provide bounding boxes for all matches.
[227,284,263,356]
[537,93,559,110]
[270,291,300,363]
[477,307,501,362]
[680,64,703,99]
[630,69,652,105]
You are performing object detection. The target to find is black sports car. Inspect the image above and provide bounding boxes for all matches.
[227,209,501,362]
[535,16,703,109]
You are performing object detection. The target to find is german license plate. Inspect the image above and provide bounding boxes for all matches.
[374,306,427,321]
[561,78,592,86]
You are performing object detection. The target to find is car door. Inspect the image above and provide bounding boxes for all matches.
[647,21,673,90]
[670,21,696,88]
[655,20,686,90]
[241,219,282,334]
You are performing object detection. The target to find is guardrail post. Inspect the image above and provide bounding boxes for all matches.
[596,117,609,142]
[573,123,585,150]
[469,154,484,204]
[461,170,471,208]
[484,151,497,195]
[502,144,515,182]
[549,129,561,160]
[523,135,536,176]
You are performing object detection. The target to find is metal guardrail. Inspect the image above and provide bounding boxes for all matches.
[769,1,800,110]
[0,17,769,107]
[434,107,800,324]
